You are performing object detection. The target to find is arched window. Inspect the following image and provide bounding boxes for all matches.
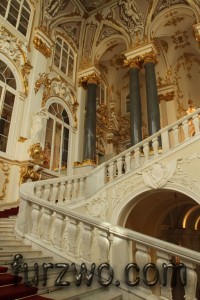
[45,102,71,174]
[0,0,31,37]
[53,36,75,81]
[0,60,16,152]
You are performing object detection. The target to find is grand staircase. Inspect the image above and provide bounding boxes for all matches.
[0,209,123,300]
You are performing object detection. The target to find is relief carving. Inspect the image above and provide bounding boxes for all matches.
[86,192,108,220]
[0,161,10,200]
[141,161,177,189]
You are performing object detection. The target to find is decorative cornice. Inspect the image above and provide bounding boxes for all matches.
[33,36,52,58]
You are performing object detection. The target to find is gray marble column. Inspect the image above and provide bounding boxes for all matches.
[83,73,99,164]
[144,54,161,136]
[129,59,142,146]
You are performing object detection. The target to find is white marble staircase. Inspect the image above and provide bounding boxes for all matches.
[0,216,123,299]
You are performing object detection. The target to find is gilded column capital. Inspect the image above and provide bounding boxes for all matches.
[124,56,141,69]
[79,72,101,87]
[142,52,158,65]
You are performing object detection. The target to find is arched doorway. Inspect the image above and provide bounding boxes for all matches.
[122,189,200,299]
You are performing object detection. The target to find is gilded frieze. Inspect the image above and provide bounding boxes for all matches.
[20,165,42,184]
[0,161,10,201]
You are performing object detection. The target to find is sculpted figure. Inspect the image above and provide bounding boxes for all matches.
[119,0,142,25]
[30,108,48,148]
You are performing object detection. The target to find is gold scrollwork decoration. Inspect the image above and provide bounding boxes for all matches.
[20,165,42,184]
[33,36,52,58]
[0,161,10,200]
[34,73,78,127]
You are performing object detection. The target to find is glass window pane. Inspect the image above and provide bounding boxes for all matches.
[4,90,15,107]
[24,0,31,10]
[18,23,27,36]
[0,61,7,74]
[0,5,6,17]
[0,118,10,137]
[10,0,20,10]
[1,105,13,122]
[0,135,8,152]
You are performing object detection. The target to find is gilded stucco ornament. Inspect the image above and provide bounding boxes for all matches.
[142,51,158,65]
[0,26,31,95]
[0,161,10,201]
[28,143,50,169]
[20,165,42,184]
[33,36,52,58]
[124,56,141,69]
[35,73,78,127]
[79,72,101,87]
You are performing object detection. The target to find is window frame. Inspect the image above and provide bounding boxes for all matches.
[0,0,33,39]
[53,35,76,84]
[44,100,72,175]
[0,61,18,154]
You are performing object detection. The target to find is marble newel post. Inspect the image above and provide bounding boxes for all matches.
[143,52,161,136]
[80,72,100,164]
[125,57,142,146]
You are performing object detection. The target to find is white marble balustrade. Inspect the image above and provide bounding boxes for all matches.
[16,188,200,299]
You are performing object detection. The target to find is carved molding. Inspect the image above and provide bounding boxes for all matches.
[0,25,32,95]
[86,191,108,220]
[34,73,78,126]
[79,72,101,87]
[0,161,10,200]
[33,36,52,58]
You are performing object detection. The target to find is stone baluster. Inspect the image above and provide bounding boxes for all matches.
[72,179,78,199]
[40,208,52,243]
[108,162,114,181]
[78,178,85,198]
[51,213,64,248]
[67,218,79,257]
[172,125,179,146]
[152,137,159,157]
[143,142,149,162]
[97,230,110,263]
[50,183,59,203]
[64,180,72,202]
[156,251,173,300]
[125,152,131,172]
[117,157,123,177]
[79,223,93,262]
[135,243,152,294]
[182,119,189,140]
[192,114,200,135]
[43,184,50,201]
[181,260,198,300]
[161,129,170,152]
[134,148,140,168]
[57,181,65,203]
[35,184,42,198]
[31,203,41,236]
